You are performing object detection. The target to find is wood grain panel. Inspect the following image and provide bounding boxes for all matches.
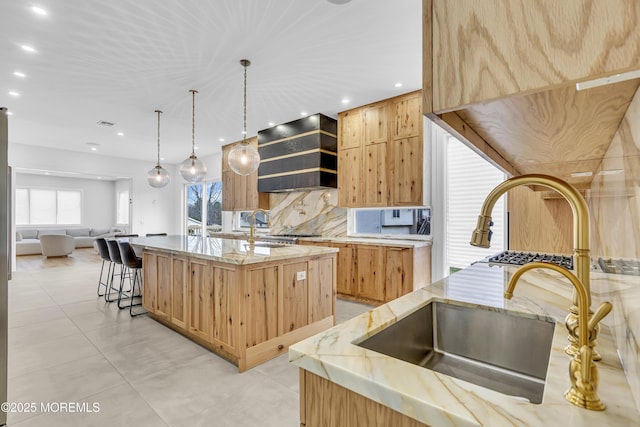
[363,143,388,206]
[392,93,422,139]
[508,185,573,254]
[302,371,428,427]
[456,80,639,187]
[307,257,334,323]
[363,103,389,145]
[429,0,640,112]
[212,265,237,350]
[282,262,308,332]
[384,247,413,301]
[389,136,423,205]
[339,110,363,150]
[222,137,266,211]
[356,245,385,302]
[189,259,213,343]
[335,243,355,296]
[245,266,278,348]
[142,251,157,313]
[171,256,188,329]
[155,253,172,321]
[337,148,362,207]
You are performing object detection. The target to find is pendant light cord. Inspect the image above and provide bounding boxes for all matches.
[240,59,251,145]
[190,89,198,155]
[155,109,162,167]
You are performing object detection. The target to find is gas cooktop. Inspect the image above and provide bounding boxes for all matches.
[485,250,574,270]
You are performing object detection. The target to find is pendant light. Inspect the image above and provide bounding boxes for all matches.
[147,109,171,188]
[179,89,207,182]
[228,59,260,175]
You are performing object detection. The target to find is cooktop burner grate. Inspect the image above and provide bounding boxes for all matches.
[487,251,574,270]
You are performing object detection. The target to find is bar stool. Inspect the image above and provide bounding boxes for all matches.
[105,239,129,303]
[95,238,112,297]
[118,240,145,316]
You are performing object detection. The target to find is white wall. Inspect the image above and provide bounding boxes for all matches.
[9,143,179,236]
[15,173,115,229]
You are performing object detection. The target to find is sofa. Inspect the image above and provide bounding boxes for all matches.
[16,227,125,256]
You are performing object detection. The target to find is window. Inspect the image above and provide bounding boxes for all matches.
[16,188,82,225]
[351,207,430,237]
[185,181,223,236]
[237,211,269,230]
[116,191,130,225]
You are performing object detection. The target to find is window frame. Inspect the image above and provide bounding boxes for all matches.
[15,186,83,226]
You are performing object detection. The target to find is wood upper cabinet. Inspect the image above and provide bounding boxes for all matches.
[356,245,385,302]
[338,90,424,207]
[221,137,269,211]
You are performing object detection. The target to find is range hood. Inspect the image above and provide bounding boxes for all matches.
[257,113,337,192]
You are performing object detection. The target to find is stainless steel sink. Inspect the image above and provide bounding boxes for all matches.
[357,301,555,404]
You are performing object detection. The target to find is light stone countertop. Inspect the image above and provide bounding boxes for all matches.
[289,262,639,426]
[297,236,432,248]
[130,235,337,265]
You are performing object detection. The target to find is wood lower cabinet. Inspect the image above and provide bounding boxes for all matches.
[142,249,336,371]
[299,241,431,305]
[300,370,427,427]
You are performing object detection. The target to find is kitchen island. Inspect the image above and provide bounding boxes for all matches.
[132,235,337,372]
[290,262,639,426]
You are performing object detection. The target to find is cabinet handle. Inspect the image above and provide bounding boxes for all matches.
[277,344,284,350]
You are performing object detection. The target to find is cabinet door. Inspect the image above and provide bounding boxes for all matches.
[363,143,388,206]
[335,243,355,296]
[392,94,422,139]
[338,148,362,207]
[211,264,237,351]
[356,245,385,302]
[384,247,413,301]
[189,259,213,343]
[363,104,389,145]
[154,253,172,321]
[245,265,279,348]
[307,257,335,323]
[142,251,157,313]
[389,136,423,205]
[282,262,309,333]
[171,256,189,329]
[339,110,363,150]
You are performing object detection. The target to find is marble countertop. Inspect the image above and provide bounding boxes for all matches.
[289,262,639,426]
[130,235,337,265]
[209,232,432,248]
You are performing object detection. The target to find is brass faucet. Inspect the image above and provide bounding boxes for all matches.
[505,262,612,410]
[247,208,269,245]
[470,173,596,358]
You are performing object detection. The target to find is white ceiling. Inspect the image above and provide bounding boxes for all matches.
[1,0,422,167]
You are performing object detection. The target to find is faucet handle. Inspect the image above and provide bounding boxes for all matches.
[588,302,612,335]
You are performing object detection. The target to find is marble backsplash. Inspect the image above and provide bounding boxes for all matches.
[587,86,640,412]
[268,189,347,236]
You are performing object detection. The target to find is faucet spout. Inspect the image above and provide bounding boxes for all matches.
[248,208,270,246]
[471,173,592,357]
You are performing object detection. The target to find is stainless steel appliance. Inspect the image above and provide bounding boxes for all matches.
[483,250,574,270]
[0,107,9,426]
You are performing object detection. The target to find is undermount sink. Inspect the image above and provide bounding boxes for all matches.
[357,301,555,404]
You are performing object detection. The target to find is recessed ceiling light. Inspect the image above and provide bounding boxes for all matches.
[160,157,165,161]
[268,122,274,127]
[13,71,26,78]
[301,112,308,116]
[395,82,403,88]
[97,177,102,180]
[327,0,352,4]
[219,138,225,142]
[117,132,124,136]
[21,45,36,53]
[86,142,100,151]
[341,98,350,104]
[30,6,47,15]
[91,147,97,151]
[570,171,593,178]
[194,146,199,150]
[8,91,20,97]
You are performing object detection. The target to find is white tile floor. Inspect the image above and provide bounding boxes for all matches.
[7,249,373,426]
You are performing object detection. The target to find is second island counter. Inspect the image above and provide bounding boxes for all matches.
[131,235,338,372]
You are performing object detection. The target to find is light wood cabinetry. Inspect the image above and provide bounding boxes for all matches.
[142,248,336,372]
[300,370,426,427]
[299,240,431,305]
[338,90,424,207]
[221,137,269,211]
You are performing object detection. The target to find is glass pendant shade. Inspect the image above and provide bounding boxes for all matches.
[148,109,170,188]
[179,154,207,182]
[228,142,260,175]
[228,59,260,176]
[148,165,171,188]
[180,89,207,182]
